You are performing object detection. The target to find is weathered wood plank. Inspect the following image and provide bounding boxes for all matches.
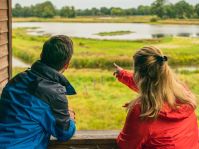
[0,0,8,9]
[0,10,8,20]
[0,32,8,45]
[0,21,8,33]
[0,67,8,82]
[49,130,119,149]
[0,44,8,58]
[0,79,8,94]
[0,56,8,70]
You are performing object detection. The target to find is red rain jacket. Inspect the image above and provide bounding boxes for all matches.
[116,70,198,149]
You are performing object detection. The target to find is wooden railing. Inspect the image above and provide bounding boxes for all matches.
[49,130,119,149]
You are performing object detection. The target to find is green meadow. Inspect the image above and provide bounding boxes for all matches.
[13,68,199,130]
[96,30,133,36]
[13,28,199,130]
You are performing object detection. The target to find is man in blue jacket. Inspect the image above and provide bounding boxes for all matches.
[0,35,76,149]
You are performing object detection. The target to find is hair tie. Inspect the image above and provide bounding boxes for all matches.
[163,56,168,61]
[156,56,168,62]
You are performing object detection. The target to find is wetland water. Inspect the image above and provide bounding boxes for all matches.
[13,22,199,40]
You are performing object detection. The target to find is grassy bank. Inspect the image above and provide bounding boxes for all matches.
[13,16,199,25]
[96,31,133,36]
[13,28,199,69]
[13,68,199,130]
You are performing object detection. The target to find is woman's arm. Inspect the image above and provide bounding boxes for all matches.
[117,104,149,149]
[116,69,139,93]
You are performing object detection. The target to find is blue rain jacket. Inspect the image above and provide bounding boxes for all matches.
[0,60,76,149]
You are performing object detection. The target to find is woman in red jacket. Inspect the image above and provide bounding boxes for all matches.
[114,46,198,149]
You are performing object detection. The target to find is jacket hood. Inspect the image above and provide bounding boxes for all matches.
[30,60,76,95]
[158,102,194,120]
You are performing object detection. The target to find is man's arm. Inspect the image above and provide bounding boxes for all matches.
[47,94,76,141]
[32,88,76,142]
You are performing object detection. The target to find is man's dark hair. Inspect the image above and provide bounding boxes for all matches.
[41,35,73,71]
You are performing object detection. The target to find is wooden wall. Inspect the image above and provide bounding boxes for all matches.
[0,0,12,93]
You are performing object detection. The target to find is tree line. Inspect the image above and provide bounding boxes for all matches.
[12,0,199,19]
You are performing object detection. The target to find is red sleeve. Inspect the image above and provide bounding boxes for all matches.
[117,104,150,149]
[116,69,139,92]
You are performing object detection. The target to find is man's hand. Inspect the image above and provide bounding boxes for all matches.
[113,63,123,77]
[69,108,75,122]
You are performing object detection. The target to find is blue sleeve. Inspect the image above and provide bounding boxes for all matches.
[53,119,76,141]
[38,94,76,141]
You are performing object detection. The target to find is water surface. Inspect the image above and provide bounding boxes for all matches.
[13,22,199,40]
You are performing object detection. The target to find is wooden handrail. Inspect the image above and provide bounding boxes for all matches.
[49,130,119,149]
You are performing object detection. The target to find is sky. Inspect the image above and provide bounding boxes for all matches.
[12,0,198,9]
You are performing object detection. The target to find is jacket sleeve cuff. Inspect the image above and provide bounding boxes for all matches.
[56,119,76,142]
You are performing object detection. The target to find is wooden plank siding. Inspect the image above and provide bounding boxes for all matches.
[0,21,8,33]
[0,0,8,9]
[0,0,11,94]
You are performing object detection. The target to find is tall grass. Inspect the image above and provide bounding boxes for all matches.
[13,68,199,130]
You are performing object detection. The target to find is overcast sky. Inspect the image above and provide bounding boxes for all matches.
[12,0,198,9]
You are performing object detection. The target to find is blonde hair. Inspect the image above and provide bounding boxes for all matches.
[129,46,196,119]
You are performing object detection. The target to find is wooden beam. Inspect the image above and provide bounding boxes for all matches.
[7,0,12,79]
[49,130,119,149]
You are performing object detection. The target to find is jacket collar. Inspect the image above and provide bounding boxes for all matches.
[31,60,76,95]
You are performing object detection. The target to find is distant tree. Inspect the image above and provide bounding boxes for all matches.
[12,3,23,17]
[12,0,199,19]
[151,0,166,18]
[174,0,194,18]
[22,6,33,17]
[164,4,176,18]
[100,7,111,15]
[111,7,125,16]
[137,5,151,15]
[60,6,76,18]
[124,8,137,16]
[33,1,56,18]
[195,4,199,18]
[75,9,84,16]
[91,8,100,16]
[78,9,92,16]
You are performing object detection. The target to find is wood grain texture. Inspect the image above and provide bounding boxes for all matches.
[0,56,8,70]
[0,32,8,45]
[49,130,119,149]
[0,0,11,92]
[0,10,8,20]
[0,44,8,58]
[0,0,8,9]
[0,21,8,33]
[0,67,8,82]
[0,79,8,94]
